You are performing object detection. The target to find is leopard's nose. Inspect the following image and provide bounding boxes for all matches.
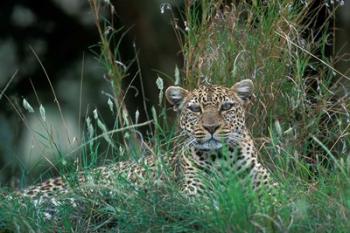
[203,124,220,134]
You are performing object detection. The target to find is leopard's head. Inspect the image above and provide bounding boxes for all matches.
[165,79,253,150]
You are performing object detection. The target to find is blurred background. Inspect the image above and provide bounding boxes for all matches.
[0,0,349,187]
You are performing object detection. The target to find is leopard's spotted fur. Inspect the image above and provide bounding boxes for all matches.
[18,79,276,201]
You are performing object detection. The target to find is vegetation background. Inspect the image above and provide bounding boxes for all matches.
[0,0,350,232]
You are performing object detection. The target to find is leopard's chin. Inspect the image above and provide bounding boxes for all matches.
[193,139,223,150]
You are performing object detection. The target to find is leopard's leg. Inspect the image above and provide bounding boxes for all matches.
[249,161,279,203]
[179,156,206,196]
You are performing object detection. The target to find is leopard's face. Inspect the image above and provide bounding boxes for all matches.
[166,79,253,150]
[179,85,245,150]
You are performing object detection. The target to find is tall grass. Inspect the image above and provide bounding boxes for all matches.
[1,0,350,232]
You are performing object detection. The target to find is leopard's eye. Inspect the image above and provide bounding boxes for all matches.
[188,104,201,113]
[220,102,235,111]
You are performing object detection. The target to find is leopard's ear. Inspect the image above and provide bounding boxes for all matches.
[165,86,189,111]
[231,79,254,103]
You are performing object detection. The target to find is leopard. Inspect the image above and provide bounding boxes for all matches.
[10,79,276,203]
